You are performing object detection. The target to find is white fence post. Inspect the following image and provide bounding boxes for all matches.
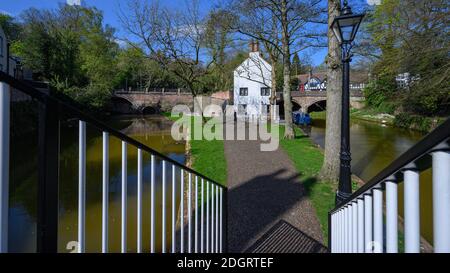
[357,198,364,253]
[78,121,86,253]
[373,188,383,253]
[364,194,372,253]
[352,201,357,253]
[404,168,420,253]
[432,149,450,252]
[385,180,398,253]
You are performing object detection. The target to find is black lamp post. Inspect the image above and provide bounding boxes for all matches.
[331,0,365,206]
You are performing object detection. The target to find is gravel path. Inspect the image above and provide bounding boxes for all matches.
[225,135,324,253]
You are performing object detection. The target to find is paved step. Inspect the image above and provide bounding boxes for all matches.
[245,220,328,253]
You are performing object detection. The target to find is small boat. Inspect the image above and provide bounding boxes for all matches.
[292,111,312,126]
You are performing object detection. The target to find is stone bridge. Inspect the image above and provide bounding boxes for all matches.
[277,90,365,113]
[112,90,194,114]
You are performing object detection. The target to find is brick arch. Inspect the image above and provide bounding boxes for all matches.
[292,96,327,113]
[113,94,141,107]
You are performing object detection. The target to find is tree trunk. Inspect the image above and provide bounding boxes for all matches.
[269,56,277,120]
[320,0,342,182]
[281,0,294,139]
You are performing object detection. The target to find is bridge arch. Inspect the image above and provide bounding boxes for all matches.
[307,99,326,113]
[142,105,160,115]
[277,100,301,119]
[111,96,135,114]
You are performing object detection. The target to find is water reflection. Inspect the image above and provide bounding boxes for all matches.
[9,115,185,253]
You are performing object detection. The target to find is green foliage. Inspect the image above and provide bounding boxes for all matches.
[0,14,21,41]
[393,113,433,132]
[10,5,117,109]
[365,0,449,117]
[363,74,397,114]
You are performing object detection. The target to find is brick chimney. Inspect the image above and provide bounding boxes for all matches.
[249,40,260,53]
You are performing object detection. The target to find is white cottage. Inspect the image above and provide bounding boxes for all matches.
[233,41,272,119]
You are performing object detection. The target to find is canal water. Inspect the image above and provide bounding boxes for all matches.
[9,115,185,253]
[306,116,433,244]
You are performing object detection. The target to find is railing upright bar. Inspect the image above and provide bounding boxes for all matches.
[352,201,357,253]
[36,99,59,253]
[344,207,348,253]
[180,169,184,253]
[162,160,166,253]
[172,164,176,253]
[330,214,334,253]
[211,184,215,253]
[195,176,198,253]
[385,180,398,253]
[150,155,155,253]
[348,205,353,253]
[220,187,223,253]
[432,149,450,252]
[336,211,339,253]
[373,188,383,253]
[201,179,204,253]
[206,182,210,253]
[188,173,192,253]
[223,187,228,253]
[335,211,338,252]
[339,210,343,253]
[102,132,109,253]
[364,194,372,253]
[342,209,345,253]
[121,141,127,253]
[404,168,420,253]
[137,148,143,253]
[357,198,364,253]
[78,120,86,253]
[215,185,219,253]
[0,82,9,253]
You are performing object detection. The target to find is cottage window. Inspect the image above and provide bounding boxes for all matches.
[239,88,248,96]
[261,87,270,96]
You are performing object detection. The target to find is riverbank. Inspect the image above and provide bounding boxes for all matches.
[310,109,446,133]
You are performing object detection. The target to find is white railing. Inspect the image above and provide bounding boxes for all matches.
[329,118,450,253]
[0,72,227,253]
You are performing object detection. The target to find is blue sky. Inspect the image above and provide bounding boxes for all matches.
[0,0,373,66]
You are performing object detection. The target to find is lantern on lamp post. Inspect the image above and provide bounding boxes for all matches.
[331,0,365,206]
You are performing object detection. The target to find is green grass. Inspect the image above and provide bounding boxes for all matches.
[189,138,227,186]
[163,112,227,186]
[273,125,335,245]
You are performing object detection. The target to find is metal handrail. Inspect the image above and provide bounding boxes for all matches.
[330,118,450,213]
[0,72,225,189]
[1,71,228,253]
[329,116,450,253]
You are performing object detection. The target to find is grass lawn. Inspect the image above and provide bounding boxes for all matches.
[163,112,227,186]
